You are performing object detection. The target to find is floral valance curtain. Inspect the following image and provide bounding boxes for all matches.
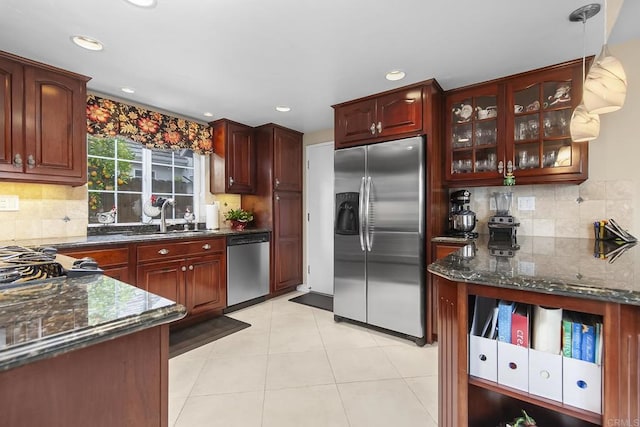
[86,94,213,155]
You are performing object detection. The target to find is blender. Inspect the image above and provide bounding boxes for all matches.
[448,189,478,238]
[488,191,520,252]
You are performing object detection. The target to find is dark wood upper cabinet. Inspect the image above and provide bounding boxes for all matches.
[333,84,428,149]
[273,126,302,192]
[445,58,588,186]
[0,51,89,186]
[210,118,256,194]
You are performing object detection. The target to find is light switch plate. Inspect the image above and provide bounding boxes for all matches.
[518,196,535,211]
[0,195,19,211]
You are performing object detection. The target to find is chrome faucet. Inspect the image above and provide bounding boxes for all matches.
[159,198,175,233]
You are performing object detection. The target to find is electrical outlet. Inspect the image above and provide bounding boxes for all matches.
[518,196,535,211]
[0,195,19,211]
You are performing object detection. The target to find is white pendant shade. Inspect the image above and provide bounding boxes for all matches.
[583,45,627,114]
[570,102,600,142]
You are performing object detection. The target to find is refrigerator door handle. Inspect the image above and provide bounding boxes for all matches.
[358,177,366,251]
[365,176,372,252]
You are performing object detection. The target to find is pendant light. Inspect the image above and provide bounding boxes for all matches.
[582,0,627,114]
[569,4,601,142]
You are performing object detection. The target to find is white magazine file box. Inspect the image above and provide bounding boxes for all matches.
[468,334,497,382]
[497,341,528,392]
[528,348,563,402]
[562,356,602,414]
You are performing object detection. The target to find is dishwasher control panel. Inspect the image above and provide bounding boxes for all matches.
[227,232,270,246]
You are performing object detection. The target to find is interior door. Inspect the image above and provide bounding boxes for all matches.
[333,145,366,322]
[306,142,334,295]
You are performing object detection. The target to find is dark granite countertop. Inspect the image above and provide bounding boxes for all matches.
[428,235,640,306]
[0,273,186,372]
[0,227,271,250]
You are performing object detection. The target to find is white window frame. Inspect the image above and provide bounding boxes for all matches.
[88,137,204,227]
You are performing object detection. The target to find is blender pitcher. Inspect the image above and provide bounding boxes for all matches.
[492,192,513,216]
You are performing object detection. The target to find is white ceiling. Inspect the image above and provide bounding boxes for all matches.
[1,0,638,134]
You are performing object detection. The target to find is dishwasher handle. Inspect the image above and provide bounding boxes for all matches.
[226,232,270,246]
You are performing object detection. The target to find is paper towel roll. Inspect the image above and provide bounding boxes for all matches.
[205,203,219,230]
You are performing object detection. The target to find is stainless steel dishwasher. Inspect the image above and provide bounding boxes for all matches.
[226,232,270,306]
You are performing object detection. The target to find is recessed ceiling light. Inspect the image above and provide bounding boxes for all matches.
[275,106,291,112]
[385,70,406,81]
[121,87,135,94]
[123,0,157,8]
[203,112,214,117]
[71,35,104,51]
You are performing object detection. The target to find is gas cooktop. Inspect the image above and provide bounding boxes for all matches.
[0,246,102,287]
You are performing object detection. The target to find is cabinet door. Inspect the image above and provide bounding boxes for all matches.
[226,122,255,193]
[0,57,23,174]
[334,98,377,147]
[273,191,302,291]
[185,253,226,314]
[136,259,185,305]
[23,66,87,185]
[506,64,587,183]
[446,83,503,183]
[376,87,423,138]
[273,127,302,192]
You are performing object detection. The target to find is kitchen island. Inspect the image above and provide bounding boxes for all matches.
[428,235,640,427]
[0,271,185,427]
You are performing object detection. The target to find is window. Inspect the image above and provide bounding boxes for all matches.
[88,136,202,225]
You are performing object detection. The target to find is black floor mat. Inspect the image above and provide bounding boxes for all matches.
[289,292,333,312]
[169,316,251,358]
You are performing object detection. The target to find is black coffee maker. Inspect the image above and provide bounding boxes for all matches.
[448,190,478,238]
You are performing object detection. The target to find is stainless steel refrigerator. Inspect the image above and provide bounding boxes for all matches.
[334,136,425,343]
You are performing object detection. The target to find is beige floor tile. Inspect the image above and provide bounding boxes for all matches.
[175,391,264,427]
[311,307,336,324]
[266,350,335,390]
[268,324,324,354]
[318,320,378,350]
[382,344,438,377]
[168,396,186,427]
[208,328,270,358]
[270,309,318,330]
[405,375,438,423]
[171,340,216,360]
[263,384,349,427]
[190,354,268,395]
[326,347,400,383]
[169,356,206,399]
[338,379,436,427]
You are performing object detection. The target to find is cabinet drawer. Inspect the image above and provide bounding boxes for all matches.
[59,246,129,267]
[137,238,225,263]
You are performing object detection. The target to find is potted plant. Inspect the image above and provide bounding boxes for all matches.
[224,208,254,230]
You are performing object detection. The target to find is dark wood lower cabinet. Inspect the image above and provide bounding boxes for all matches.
[137,259,185,304]
[437,278,640,427]
[273,190,302,292]
[59,245,131,284]
[0,325,169,427]
[186,253,226,316]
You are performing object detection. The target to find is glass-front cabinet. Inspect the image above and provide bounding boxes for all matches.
[445,59,588,186]
[446,83,502,180]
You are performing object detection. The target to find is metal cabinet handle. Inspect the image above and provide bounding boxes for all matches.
[158,248,170,255]
[229,176,234,186]
[27,155,35,169]
[275,178,280,188]
[497,160,504,174]
[276,195,280,201]
[202,243,211,250]
[181,266,187,271]
[188,265,194,271]
[13,154,22,168]
[370,123,376,135]
[376,122,382,134]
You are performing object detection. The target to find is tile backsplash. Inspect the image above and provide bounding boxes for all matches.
[0,182,88,241]
[455,180,635,239]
